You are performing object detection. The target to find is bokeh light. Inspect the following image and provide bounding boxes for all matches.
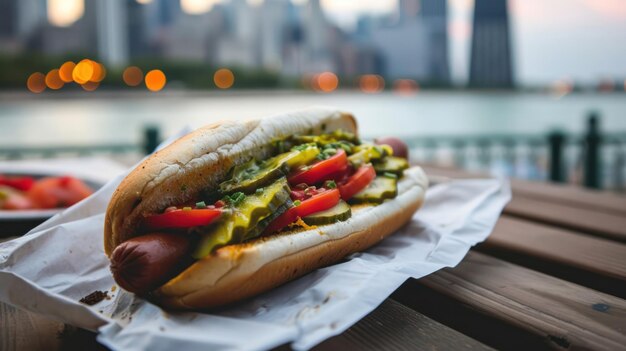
[123,66,144,86]
[359,74,385,93]
[316,72,339,93]
[59,61,76,83]
[136,0,153,4]
[47,0,84,27]
[45,69,64,90]
[81,81,99,91]
[91,61,106,82]
[214,68,235,89]
[181,0,219,14]
[72,59,94,84]
[27,72,46,93]
[145,69,166,91]
[393,79,419,95]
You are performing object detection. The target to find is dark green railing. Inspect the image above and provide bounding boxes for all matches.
[1,115,625,191]
[405,113,626,191]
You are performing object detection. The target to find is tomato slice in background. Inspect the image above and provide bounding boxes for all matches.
[288,149,347,186]
[27,176,93,209]
[0,176,35,191]
[264,188,340,234]
[145,209,222,230]
[338,164,376,201]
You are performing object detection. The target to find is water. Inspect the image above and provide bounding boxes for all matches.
[0,91,625,147]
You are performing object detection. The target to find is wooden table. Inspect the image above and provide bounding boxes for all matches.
[2,166,626,351]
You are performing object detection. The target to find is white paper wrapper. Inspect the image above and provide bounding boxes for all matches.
[0,146,511,351]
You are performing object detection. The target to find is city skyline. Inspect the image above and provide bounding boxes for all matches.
[2,0,626,88]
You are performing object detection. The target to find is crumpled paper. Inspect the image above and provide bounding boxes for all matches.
[0,145,511,351]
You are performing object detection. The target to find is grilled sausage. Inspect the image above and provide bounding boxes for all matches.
[110,233,191,294]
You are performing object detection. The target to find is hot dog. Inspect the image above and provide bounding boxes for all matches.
[104,107,428,309]
[110,233,191,294]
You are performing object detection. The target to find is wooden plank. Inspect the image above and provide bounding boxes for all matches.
[488,216,626,280]
[402,252,626,351]
[0,302,64,351]
[422,164,626,216]
[480,216,626,298]
[314,299,493,351]
[511,179,626,216]
[505,196,626,242]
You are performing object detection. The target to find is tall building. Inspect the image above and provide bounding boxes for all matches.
[302,0,334,72]
[421,0,450,84]
[469,0,514,88]
[259,0,290,71]
[370,20,428,79]
[96,0,129,67]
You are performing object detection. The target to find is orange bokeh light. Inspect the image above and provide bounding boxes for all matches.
[213,68,235,89]
[81,81,99,91]
[45,69,64,90]
[91,61,106,82]
[393,79,419,95]
[123,66,144,86]
[316,72,339,93]
[59,61,76,83]
[72,59,94,84]
[27,72,46,93]
[359,75,385,93]
[145,69,166,92]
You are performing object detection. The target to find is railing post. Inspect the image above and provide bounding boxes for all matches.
[548,131,565,183]
[614,142,624,192]
[584,112,601,189]
[143,125,160,155]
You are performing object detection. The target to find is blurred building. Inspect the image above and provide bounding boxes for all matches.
[1,0,454,85]
[469,0,514,88]
[421,0,450,84]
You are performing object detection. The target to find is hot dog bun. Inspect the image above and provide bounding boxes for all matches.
[104,107,357,255]
[104,107,427,309]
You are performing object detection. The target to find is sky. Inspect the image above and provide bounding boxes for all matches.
[319,0,626,86]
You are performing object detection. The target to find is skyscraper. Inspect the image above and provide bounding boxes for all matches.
[421,0,450,84]
[469,0,514,88]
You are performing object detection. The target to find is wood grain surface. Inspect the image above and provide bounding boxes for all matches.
[504,196,626,242]
[487,216,626,281]
[418,252,626,351]
[314,299,492,351]
[0,302,64,351]
[510,178,626,216]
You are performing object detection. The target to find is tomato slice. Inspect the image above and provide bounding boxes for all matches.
[145,209,222,230]
[27,176,93,209]
[0,176,35,191]
[288,149,348,186]
[264,188,340,234]
[338,164,376,200]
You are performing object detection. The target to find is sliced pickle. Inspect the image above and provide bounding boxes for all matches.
[350,176,397,204]
[192,178,292,258]
[302,200,351,226]
[373,156,409,176]
[348,144,391,168]
[219,146,319,194]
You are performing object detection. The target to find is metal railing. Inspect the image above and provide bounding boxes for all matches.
[1,116,625,191]
[405,113,626,191]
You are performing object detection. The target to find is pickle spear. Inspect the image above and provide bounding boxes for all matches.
[219,145,319,194]
[193,178,292,258]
